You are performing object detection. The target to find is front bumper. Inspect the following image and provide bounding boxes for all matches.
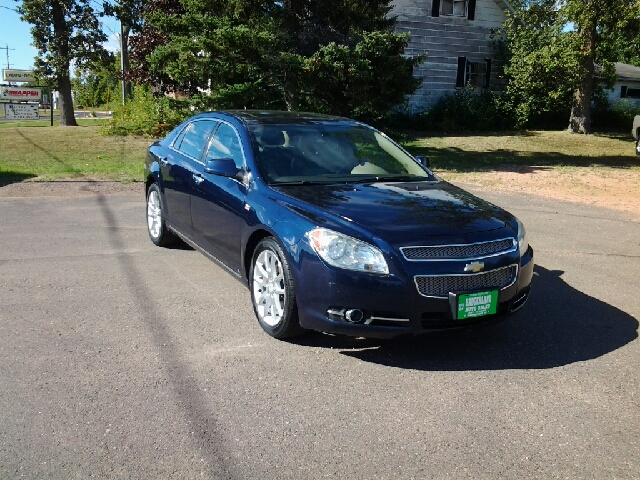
[294,246,534,339]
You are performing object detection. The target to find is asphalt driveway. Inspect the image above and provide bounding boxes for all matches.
[0,189,638,478]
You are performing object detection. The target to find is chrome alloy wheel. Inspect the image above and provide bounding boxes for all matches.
[147,189,162,240]
[252,249,287,326]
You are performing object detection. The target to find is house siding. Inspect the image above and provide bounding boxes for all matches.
[392,0,510,110]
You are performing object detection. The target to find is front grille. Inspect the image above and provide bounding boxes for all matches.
[415,265,517,298]
[401,239,515,260]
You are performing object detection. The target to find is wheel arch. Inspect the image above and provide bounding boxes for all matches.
[244,229,274,280]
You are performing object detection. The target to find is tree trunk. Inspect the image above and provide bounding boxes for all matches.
[51,0,77,126]
[284,86,300,111]
[568,22,597,134]
[57,74,77,127]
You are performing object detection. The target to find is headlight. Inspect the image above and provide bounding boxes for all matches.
[516,218,529,256]
[307,228,389,274]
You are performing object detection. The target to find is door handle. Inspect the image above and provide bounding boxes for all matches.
[193,174,204,185]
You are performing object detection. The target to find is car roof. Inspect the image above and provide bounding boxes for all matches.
[196,110,356,126]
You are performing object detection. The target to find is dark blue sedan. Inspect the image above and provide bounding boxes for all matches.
[145,111,534,339]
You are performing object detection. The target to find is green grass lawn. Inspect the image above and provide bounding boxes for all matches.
[0,123,151,184]
[402,130,638,170]
[0,123,637,186]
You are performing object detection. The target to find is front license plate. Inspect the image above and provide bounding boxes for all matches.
[457,291,498,320]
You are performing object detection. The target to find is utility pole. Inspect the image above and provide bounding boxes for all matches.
[119,21,131,105]
[0,43,15,71]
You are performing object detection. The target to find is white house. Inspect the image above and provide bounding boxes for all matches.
[608,62,640,105]
[391,0,514,110]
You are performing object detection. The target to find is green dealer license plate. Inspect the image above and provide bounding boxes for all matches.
[457,291,498,319]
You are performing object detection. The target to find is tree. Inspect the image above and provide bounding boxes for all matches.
[18,0,108,126]
[102,0,145,101]
[562,0,635,134]
[500,0,639,133]
[127,0,423,120]
[72,53,119,108]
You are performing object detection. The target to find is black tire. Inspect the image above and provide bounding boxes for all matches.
[249,237,304,339]
[146,183,177,247]
[636,132,640,156]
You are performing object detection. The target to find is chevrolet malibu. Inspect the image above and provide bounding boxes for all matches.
[145,111,534,339]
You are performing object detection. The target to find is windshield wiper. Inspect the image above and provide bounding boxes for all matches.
[270,180,327,186]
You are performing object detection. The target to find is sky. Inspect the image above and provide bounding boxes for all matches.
[0,0,120,73]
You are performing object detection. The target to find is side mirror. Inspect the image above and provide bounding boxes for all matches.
[415,156,431,168]
[204,158,240,178]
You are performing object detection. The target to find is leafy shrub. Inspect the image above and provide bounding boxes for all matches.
[102,85,192,137]
[591,97,640,132]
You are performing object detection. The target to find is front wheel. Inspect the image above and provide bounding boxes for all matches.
[636,135,640,156]
[250,237,304,339]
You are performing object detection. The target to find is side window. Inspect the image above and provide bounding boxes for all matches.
[205,123,244,168]
[176,120,218,161]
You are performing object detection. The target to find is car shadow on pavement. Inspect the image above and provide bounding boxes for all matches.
[299,265,638,370]
[0,172,36,187]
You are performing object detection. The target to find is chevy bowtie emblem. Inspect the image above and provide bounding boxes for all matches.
[464,261,485,273]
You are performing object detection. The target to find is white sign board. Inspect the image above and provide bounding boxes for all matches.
[2,69,36,83]
[6,103,40,120]
[0,87,42,101]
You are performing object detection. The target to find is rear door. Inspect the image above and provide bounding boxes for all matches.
[162,119,219,234]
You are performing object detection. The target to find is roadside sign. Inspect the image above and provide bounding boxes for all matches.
[2,69,36,83]
[6,103,40,120]
[0,87,42,101]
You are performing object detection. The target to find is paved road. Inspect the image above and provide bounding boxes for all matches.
[0,189,638,479]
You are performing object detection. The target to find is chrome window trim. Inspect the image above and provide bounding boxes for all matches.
[169,119,220,166]
[414,264,519,299]
[400,238,517,262]
[168,118,249,186]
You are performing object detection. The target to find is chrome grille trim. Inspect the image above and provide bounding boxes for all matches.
[414,265,518,298]
[401,238,516,261]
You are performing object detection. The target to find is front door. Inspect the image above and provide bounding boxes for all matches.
[191,122,248,273]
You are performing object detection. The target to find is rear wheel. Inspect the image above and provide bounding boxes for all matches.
[146,184,177,247]
[636,131,640,156]
[250,237,304,339]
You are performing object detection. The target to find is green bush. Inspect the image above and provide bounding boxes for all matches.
[592,97,640,132]
[102,85,192,137]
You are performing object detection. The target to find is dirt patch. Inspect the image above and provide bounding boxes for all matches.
[440,166,640,220]
[0,181,142,198]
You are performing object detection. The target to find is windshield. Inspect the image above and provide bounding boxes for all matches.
[248,123,434,184]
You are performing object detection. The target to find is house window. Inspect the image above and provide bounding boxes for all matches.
[442,0,467,16]
[467,61,487,87]
[456,57,492,89]
[432,0,476,20]
[621,86,640,99]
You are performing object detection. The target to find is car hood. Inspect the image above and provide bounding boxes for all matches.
[272,180,511,243]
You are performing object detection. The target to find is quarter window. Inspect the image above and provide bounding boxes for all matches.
[176,120,218,161]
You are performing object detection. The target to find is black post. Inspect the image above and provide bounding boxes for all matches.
[50,87,53,126]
